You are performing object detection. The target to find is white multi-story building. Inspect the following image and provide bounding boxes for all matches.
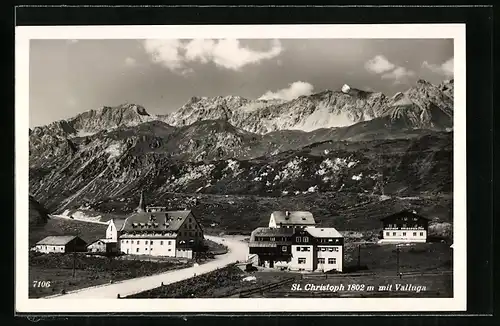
[119,210,204,258]
[118,192,204,258]
[249,211,344,272]
[289,227,344,272]
[379,210,430,243]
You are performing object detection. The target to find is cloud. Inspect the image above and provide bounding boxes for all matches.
[259,81,314,101]
[422,57,454,77]
[142,39,283,74]
[124,57,137,66]
[364,55,396,74]
[381,66,416,84]
[365,55,415,84]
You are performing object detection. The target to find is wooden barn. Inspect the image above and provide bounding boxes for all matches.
[34,235,87,254]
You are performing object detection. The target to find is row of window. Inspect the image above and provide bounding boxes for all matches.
[39,246,63,251]
[294,246,339,252]
[386,223,421,228]
[122,240,173,245]
[318,258,336,264]
[297,258,337,264]
[318,238,340,243]
[134,247,172,253]
[318,247,339,252]
[258,237,288,242]
[180,231,201,237]
[279,225,305,228]
[257,236,340,243]
[386,232,424,236]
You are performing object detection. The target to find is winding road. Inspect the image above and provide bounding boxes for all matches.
[47,235,248,299]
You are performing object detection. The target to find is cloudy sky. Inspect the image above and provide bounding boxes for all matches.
[29,38,453,127]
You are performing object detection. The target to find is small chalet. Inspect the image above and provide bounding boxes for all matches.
[268,211,316,229]
[87,238,118,254]
[379,210,430,243]
[119,192,204,258]
[34,236,87,254]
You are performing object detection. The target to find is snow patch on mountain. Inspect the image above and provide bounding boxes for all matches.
[105,142,126,160]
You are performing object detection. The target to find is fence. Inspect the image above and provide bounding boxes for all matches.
[237,277,297,298]
[301,269,451,280]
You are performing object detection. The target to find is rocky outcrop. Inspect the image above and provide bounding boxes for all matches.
[162,80,453,134]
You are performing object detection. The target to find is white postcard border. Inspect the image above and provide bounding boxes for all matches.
[15,23,466,313]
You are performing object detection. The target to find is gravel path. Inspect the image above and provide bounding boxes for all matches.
[47,235,248,299]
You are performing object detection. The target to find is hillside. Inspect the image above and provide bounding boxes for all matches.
[29,216,108,247]
[29,195,49,227]
[29,129,452,216]
[28,79,453,234]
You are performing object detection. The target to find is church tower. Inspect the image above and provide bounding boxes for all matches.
[136,190,146,213]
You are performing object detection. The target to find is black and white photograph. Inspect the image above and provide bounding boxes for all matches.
[16,24,466,313]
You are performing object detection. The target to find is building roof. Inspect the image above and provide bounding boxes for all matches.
[109,219,127,231]
[248,241,291,248]
[121,210,193,232]
[380,210,431,221]
[305,227,343,238]
[250,227,295,241]
[36,235,79,246]
[87,238,116,246]
[271,211,316,225]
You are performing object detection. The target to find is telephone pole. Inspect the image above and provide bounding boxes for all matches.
[72,229,80,278]
[357,244,361,269]
[396,245,400,278]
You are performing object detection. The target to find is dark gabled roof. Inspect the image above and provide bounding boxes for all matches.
[250,227,295,242]
[122,210,193,232]
[380,210,431,221]
[36,235,80,246]
[248,241,291,248]
[271,211,316,225]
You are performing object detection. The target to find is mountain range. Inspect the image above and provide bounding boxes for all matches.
[29,79,454,221]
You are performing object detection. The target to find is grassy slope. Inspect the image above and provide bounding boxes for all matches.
[29,252,192,298]
[127,265,296,298]
[145,192,452,235]
[29,217,108,247]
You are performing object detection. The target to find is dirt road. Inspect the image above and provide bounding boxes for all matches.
[47,235,248,299]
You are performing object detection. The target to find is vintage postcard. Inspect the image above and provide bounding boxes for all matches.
[15,24,466,313]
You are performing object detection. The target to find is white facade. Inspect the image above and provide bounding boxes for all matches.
[119,237,177,257]
[290,244,314,271]
[316,245,343,272]
[176,248,193,259]
[106,220,118,241]
[268,214,277,228]
[34,244,65,253]
[381,229,427,243]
